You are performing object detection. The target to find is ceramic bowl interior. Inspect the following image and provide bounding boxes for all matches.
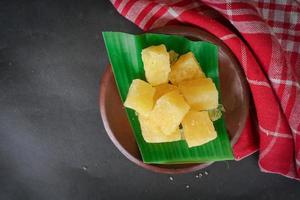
[99,25,249,174]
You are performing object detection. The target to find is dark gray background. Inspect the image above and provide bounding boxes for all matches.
[0,0,299,199]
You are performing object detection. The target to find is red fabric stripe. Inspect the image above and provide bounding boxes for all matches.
[259,133,294,175]
[143,6,168,30]
[121,0,137,16]
[230,14,264,22]
[171,0,195,7]
[288,52,300,79]
[179,10,233,37]
[165,19,180,26]
[114,0,122,9]
[267,21,299,30]
[134,2,156,25]
[233,115,259,160]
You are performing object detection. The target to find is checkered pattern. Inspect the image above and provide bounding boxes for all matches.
[110,0,300,180]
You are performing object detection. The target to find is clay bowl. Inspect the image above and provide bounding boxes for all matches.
[99,25,249,174]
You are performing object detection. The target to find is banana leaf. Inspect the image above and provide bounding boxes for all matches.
[102,32,233,164]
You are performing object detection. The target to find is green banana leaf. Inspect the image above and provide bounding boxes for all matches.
[102,32,233,164]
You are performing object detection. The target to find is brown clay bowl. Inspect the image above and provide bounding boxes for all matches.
[99,25,249,174]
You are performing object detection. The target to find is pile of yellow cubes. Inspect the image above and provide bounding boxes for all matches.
[124,44,219,148]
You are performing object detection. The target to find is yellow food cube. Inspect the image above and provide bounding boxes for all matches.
[141,44,170,86]
[169,52,205,84]
[150,90,190,135]
[179,78,218,110]
[182,111,217,147]
[153,83,178,102]
[138,114,181,143]
[169,50,179,65]
[124,79,155,115]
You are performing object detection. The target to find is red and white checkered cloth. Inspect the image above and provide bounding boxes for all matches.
[110,0,300,180]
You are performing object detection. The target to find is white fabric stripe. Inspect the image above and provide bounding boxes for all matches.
[280,66,293,112]
[150,1,200,28]
[268,37,284,86]
[247,78,271,88]
[273,27,300,35]
[284,40,300,53]
[110,0,116,4]
[140,4,162,29]
[259,136,278,159]
[150,11,172,29]
[259,115,282,159]
[229,8,258,16]
[270,78,300,89]
[126,0,151,21]
[261,8,270,21]
[169,1,200,18]
[221,7,258,16]
[220,34,237,40]
[289,98,300,135]
[272,0,288,5]
[274,10,285,23]
[291,127,300,135]
[289,11,299,25]
[204,1,258,16]
[150,1,200,29]
[232,21,272,34]
[117,0,128,12]
[259,126,293,139]
[140,2,198,28]
[226,0,232,20]
[168,7,179,18]
[297,151,300,169]
[204,0,243,4]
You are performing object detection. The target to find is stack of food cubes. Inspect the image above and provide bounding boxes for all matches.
[124,44,219,148]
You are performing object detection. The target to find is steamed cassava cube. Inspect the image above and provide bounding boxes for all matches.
[141,44,170,86]
[182,110,217,147]
[153,83,178,102]
[169,52,205,84]
[124,79,155,115]
[150,90,190,135]
[138,114,181,143]
[179,78,218,110]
